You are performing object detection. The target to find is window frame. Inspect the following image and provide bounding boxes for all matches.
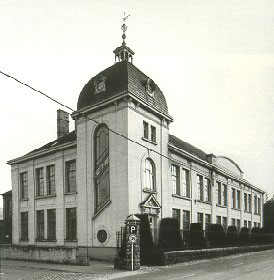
[36,167,44,197]
[183,210,190,231]
[47,209,56,240]
[171,164,180,196]
[172,208,181,229]
[144,158,156,191]
[197,175,203,201]
[20,212,28,240]
[150,125,156,142]
[143,121,149,139]
[65,160,76,193]
[46,165,55,196]
[36,210,45,240]
[182,168,190,198]
[66,207,77,241]
[20,172,28,200]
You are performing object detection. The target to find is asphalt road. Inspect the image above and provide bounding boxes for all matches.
[124,249,274,280]
[1,249,274,280]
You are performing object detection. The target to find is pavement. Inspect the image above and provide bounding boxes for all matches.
[0,259,159,280]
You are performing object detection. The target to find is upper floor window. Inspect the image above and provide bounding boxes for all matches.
[248,194,251,212]
[237,190,241,209]
[171,164,180,195]
[145,158,156,190]
[143,121,149,139]
[182,169,190,198]
[46,165,55,195]
[197,175,203,201]
[244,193,248,211]
[65,160,76,193]
[223,184,227,206]
[94,124,110,212]
[217,182,222,205]
[254,195,258,214]
[20,172,28,200]
[258,197,261,215]
[151,125,156,142]
[232,188,236,208]
[36,168,44,197]
[204,178,211,202]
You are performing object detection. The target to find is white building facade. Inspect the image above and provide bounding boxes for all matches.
[8,40,264,260]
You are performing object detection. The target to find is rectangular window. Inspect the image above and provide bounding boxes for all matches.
[20,172,28,199]
[223,217,227,231]
[204,178,211,202]
[237,190,241,209]
[21,212,28,240]
[231,218,236,226]
[36,210,44,240]
[223,184,227,206]
[205,214,211,231]
[258,197,261,214]
[65,160,76,193]
[172,208,181,228]
[46,165,55,195]
[244,220,247,228]
[236,219,241,231]
[197,175,203,201]
[151,125,156,142]
[183,210,190,230]
[182,169,190,198]
[258,223,260,228]
[47,209,56,240]
[197,212,203,229]
[217,182,222,205]
[216,216,221,225]
[248,221,251,230]
[171,165,180,195]
[66,208,77,240]
[248,194,251,212]
[143,121,149,139]
[244,193,248,211]
[254,196,257,214]
[36,168,44,197]
[232,188,236,209]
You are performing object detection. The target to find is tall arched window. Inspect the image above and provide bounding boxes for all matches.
[94,124,110,212]
[144,158,156,190]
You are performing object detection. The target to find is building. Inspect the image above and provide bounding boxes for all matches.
[1,190,12,243]
[7,25,264,260]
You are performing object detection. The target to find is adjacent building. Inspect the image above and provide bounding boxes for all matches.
[7,31,264,259]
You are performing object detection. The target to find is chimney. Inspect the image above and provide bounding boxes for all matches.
[57,109,69,138]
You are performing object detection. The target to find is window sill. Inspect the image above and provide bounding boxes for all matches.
[65,239,78,242]
[141,137,157,145]
[216,204,227,208]
[20,238,29,242]
[143,188,157,194]
[172,194,191,200]
[35,194,56,200]
[20,198,29,202]
[254,213,261,216]
[64,191,78,195]
[231,207,241,211]
[244,210,251,213]
[196,200,212,205]
[35,238,46,242]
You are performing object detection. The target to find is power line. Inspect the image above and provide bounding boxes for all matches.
[0,69,172,161]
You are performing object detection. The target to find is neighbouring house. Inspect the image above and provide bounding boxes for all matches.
[1,190,12,244]
[7,28,265,260]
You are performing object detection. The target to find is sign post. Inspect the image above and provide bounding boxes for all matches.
[125,215,140,271]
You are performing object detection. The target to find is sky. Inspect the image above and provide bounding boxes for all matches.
[0,0,274,207]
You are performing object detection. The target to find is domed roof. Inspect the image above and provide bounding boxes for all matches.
[77,60,169,116]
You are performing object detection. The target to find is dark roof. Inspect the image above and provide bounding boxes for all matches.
[77,60,169,115]
[25,130,76,157]
[1,190,12,197]
[168,134,208,161]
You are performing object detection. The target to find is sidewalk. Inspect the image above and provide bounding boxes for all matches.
[0,259,160,279]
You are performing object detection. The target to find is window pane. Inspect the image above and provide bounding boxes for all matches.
[143,121,148,139]
[47,165,55,195]
[66,208,77,240]
[66,160,76,193]
[47,209,56,240]
[183,210,190,230]
[36,210,44,239]
[36,168,44,197]
[171,165,180,195]
[20,172,28,199]
[21,212,28,240]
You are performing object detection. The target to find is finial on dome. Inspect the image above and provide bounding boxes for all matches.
[113,13,135,63]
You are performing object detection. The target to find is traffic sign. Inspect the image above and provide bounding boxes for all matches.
[128,234,137,244]
[129,225,137,234]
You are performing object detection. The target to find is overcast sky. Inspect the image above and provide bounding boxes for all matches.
[1,0,274,207]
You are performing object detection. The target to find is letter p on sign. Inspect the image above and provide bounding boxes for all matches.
[129,225,137,234]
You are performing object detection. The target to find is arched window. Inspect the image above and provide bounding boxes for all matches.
[144,158,156,190]
[94,124,110,212]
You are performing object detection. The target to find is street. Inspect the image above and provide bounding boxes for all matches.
[1,249,274,280]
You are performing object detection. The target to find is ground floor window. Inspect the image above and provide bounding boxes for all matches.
[36,210,44,240]
[21,212,28,240]
[172,208,181,228]
[66,208,77,240]
[205,214,211,231]
[183,210,190,230]
[47,209,56,240]
[197,212,204,229]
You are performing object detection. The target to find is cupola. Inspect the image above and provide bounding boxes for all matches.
[113,13,134,63]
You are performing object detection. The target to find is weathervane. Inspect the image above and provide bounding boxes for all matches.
[121,12,130,45]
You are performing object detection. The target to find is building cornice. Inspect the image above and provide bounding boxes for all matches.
[7,142,76,165]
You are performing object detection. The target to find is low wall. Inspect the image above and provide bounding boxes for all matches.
[162,244,274,265]
[0,245,88,265]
